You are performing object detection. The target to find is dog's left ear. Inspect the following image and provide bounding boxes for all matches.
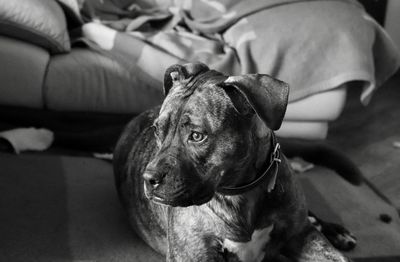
[163,63,210,96]
[223,74,289,130]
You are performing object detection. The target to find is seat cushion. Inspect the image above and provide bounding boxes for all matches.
[44,48,164,114]
[0,36,49,108]
[0,0,70,54]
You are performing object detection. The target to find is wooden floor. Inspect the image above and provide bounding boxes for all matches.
[328,71,400,210]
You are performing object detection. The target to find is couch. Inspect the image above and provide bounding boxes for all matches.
[1,0,399,128]
[1,0,399,120]
[0,0,163,117]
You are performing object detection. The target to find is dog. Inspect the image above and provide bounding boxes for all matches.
[113,62,352,261]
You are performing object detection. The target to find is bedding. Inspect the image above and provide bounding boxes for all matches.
[77,0,400,104]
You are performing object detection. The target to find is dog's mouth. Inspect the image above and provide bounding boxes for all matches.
[144,182,214,207]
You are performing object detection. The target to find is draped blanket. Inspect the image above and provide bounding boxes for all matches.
[66,0,400,104]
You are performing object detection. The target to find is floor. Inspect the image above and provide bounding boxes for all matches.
[328,71,400,210]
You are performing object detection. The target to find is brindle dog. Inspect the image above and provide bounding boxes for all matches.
[113,63,351,261]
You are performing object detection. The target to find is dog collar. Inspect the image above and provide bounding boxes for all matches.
[217,133,281,195]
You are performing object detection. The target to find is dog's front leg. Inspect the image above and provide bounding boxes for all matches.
[284,226,351,262]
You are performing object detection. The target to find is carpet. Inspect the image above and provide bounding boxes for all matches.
[0,152,399,261]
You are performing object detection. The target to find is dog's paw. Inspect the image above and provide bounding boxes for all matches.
[308,215,357,251]
[321,222,357,251]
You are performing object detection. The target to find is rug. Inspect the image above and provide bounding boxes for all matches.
[0,152,399,261]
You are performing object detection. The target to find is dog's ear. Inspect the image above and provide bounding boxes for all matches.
[163,63,210,96]
[223,74,289,130]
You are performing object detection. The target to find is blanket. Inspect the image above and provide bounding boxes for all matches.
[67,0,400,104]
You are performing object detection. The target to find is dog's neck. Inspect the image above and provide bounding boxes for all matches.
[217,124,277,195]
[235,117,275,188]
[206,126,276,241]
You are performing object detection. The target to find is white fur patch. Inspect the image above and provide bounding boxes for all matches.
[223,225,273,262]
[308,216,322,231]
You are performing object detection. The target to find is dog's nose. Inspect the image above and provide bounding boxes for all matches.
[144,155,176,189]
[143,170,167,189]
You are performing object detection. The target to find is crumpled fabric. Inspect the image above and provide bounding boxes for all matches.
[73,0,400,104]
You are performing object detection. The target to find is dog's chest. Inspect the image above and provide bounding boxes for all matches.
[222,225,274,262]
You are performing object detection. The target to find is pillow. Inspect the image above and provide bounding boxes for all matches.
[0,0,70,54]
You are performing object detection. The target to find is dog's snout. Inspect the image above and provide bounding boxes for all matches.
[143,155,178,190]
[143,171,166,188]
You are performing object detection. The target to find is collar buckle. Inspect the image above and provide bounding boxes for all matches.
[272,143,281,163]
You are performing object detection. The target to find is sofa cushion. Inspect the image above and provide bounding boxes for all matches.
[44,48,163,113]
[0,36,49,108]
[0,0,70,54]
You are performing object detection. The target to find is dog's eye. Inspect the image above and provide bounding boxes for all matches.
[189,131,206,143]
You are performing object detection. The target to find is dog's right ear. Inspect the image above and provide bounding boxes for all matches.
[163,63,209,96]
[222,74,289,130]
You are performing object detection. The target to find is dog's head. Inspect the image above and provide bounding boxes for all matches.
[143,63,289,206]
